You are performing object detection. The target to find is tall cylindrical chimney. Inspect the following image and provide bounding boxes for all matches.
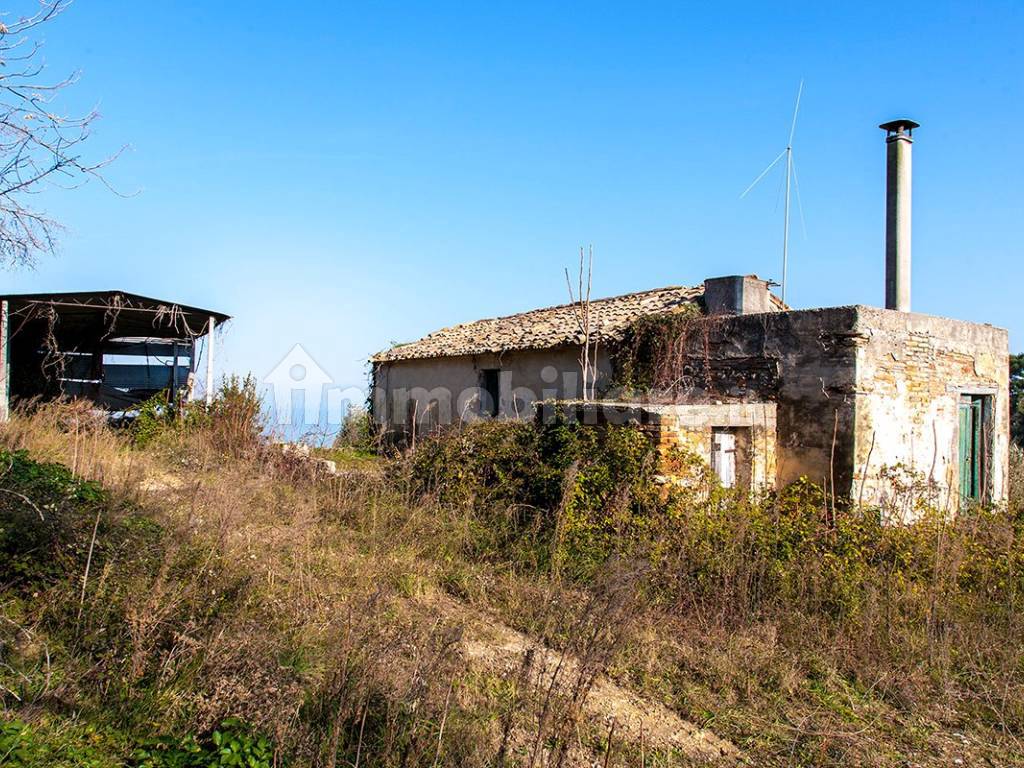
[879,119,919,312]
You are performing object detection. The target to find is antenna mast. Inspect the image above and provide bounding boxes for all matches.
[741,80,804,305]
[782,80,802,305]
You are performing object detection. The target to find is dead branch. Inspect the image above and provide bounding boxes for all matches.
[0,0,124,267]
[565,245,599,401]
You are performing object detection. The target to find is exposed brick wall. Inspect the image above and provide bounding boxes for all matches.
[551,402,778,491]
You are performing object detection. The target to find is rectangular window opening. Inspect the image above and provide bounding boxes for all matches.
[711,426,753,490]
[711,427,737,488]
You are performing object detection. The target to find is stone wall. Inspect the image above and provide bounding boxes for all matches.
[659,403,777,490]
[606,305,1009,508]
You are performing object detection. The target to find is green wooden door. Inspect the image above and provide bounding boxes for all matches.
[959,395,983,501]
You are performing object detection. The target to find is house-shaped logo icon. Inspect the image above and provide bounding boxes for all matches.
[263,343,334,425]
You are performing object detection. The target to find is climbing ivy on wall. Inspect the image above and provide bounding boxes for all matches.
[608,304,705,393]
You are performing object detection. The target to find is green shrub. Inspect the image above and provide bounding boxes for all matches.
[0,720,37,766]
[0,718,278,768]
[0,448,111,589]
[203,374,264,457]
[334,404,374,452]
[0,719,127,767]
[1011,353,1023,447]
[408,418,661,578]
[132,391,175,448]
[128,375,263,456]
[133,719,277,768]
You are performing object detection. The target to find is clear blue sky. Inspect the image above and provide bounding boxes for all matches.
[7,0,1023,398]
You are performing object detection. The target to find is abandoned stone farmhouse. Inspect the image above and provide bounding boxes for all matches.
[372,120,1010,509]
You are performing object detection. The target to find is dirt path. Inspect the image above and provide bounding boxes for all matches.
[440,596,740,764]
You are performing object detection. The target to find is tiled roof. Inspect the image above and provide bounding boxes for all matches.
[373,284,709,363]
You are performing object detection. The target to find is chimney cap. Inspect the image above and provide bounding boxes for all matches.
[879,118,920,136]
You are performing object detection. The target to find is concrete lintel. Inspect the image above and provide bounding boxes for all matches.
[667,402,777,429]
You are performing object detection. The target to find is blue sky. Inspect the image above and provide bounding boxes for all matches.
[7,1,1023,402]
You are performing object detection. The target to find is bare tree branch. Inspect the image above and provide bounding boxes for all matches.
[565,245,598,401]
[0,0,123,267]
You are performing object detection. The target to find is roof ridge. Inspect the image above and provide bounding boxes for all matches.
[427,283,700,334]
[375,283,707,362]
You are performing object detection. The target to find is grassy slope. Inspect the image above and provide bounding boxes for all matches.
[1,402,1023,766]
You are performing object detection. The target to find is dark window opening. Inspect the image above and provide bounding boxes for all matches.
[406,398,419,435]
[959,394,991,502]
[481,369,500,417]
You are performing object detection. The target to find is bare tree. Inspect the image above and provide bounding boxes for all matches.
[565,245,599,401]
[0,1,121,267]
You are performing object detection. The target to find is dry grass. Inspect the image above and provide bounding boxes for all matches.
[0,403,701,767]
[2,401,1023,767]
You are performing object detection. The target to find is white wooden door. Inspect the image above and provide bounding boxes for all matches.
[711,429,736,488]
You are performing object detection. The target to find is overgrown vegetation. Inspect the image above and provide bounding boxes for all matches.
[407,418,660,579]
[334,405,374,452]
[408,423,1024,738]
[2,396,1023,766]
[130,374,264,455]
[608,305,703,393]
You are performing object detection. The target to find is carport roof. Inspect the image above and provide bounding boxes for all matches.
[0,290,230,340]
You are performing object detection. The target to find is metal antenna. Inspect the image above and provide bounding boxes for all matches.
[741,79,804,305]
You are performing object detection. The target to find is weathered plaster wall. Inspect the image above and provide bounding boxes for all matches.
[373,345,613,436]
[851,307,1009,512]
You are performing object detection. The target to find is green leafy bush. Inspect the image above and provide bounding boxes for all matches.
[408,418,660,577]
[133,719,277,768]
[0,720,36,765]
[0,719,126,767]
[334,403,374,452]
[132,391,175,447]
[0,449,111,589]
[1012,353,1024,447]
[128,375,263,456]
[204,374,264,457]
[0,718,277,768]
